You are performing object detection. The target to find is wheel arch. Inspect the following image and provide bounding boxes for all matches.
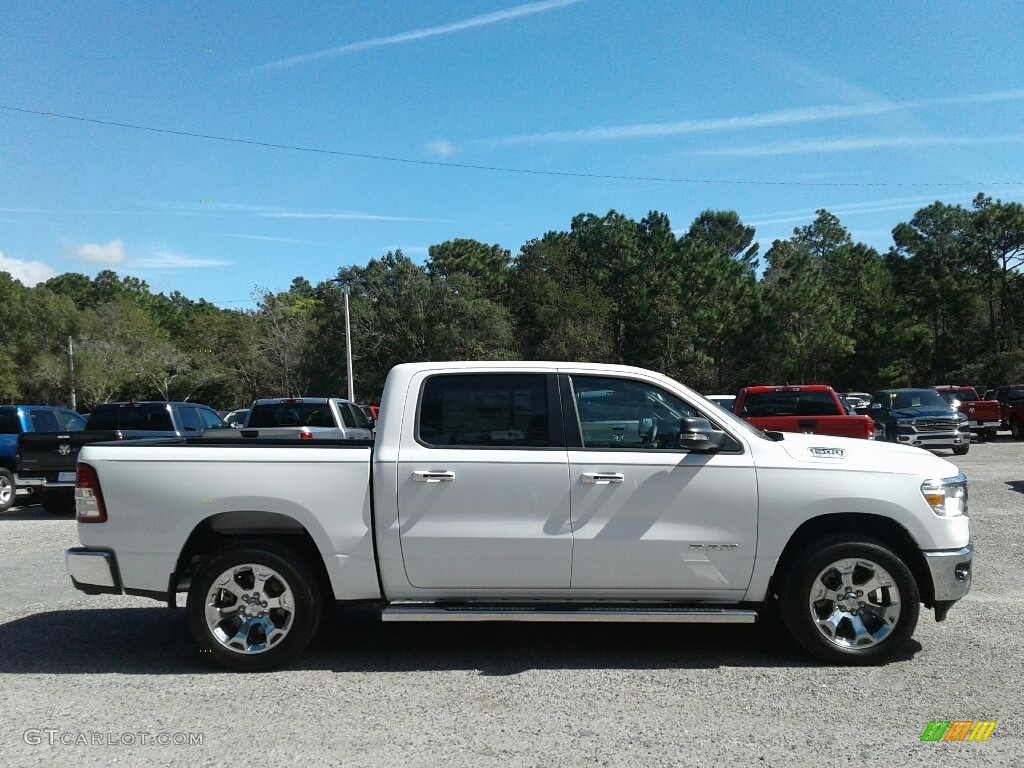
[772,513,934,607]
[171,512,334,605]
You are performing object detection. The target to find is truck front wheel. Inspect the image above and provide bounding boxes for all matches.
[778,537,920,665]
[187,541,323,672]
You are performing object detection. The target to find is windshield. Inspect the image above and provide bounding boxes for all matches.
[879,390,950,410]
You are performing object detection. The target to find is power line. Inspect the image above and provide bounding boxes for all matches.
[4,104,1022,189]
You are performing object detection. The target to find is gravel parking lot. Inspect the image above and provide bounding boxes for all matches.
[1,439,1021,768]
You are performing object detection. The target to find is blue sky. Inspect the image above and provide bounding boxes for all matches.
[2,0,1023,308]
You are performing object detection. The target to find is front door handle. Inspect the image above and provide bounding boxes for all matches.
[582,472,625,485]
[413,470,455,483]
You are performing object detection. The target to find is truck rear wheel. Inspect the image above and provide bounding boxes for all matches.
[0,468,14,512]
[778,537,920,665]
[187,541,323,672]
[1012,419,1022,441]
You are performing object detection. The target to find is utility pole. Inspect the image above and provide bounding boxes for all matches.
[343,284,354,402]
[68,336,77,410]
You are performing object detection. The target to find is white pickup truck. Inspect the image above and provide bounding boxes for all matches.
[66,361,973,672]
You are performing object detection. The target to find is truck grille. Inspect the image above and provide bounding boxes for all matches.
[915,420,957,432]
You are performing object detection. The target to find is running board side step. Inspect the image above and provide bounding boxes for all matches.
[381,603,758,624]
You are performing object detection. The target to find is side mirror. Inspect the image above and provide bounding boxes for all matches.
[871,402,883,410]
[676,417,725,452]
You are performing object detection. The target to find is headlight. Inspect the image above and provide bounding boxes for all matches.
[921,473,968,517]
[896,419,913,426]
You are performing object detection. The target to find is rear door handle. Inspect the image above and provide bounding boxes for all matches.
[582,472,625,485]
[413,470,455,483]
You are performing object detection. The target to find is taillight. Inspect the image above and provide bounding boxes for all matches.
[300,432,313,440]
[75,462,107,522]
[867,419,875,439]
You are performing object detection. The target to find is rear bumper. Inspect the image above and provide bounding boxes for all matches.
[19,474,75,488]
[923,542,973,620]
[965,420,1000,430]
[66,547,172,603]
[66,548,121,595]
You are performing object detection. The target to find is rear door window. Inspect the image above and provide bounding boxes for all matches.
[0,410,21,434]
[417,373,551,448]
[28,410,61,432]
[197,408,226,429]
[178,407,203,432]
[341,402,370,429]
[55,411,87,431]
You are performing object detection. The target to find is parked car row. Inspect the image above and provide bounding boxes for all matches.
[3,395,382,513]
[703,381,1024,454]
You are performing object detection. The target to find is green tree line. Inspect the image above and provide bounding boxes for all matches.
[2,194,1022,410]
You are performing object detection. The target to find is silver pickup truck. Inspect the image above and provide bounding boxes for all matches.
[66,361,973,672]
[233,397,373,440]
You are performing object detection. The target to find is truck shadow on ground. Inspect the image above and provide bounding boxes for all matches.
[1006,481,1024,495]
[0,503,68,521]
[0,605,923,675]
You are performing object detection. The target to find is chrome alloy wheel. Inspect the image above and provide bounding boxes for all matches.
[0,475,11,507]
[808,558,901,650]
[204,563,295,654]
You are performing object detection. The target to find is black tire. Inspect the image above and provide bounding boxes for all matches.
[777,536,920,665]
[984,428,998,441]
[36,488,76,515]
[952,443,970,456]
[0,468,14,512]
[1012,418,1022,441]
[187,540,323,672]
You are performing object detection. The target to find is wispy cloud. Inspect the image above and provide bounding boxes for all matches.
[66,239,126,266]
[253,0,580,72]
[0,251,57,285]
[427,139,456,158]
[136,201,437,223]
[745,188,1024,228]
[697,134,1024,157]
[483,88,1024,146]
[212,233,322,244]
[259,211,435,222]
[133,249,230,269]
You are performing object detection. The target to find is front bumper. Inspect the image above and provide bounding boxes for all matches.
[894,428,970,450]
[923,542,973,620]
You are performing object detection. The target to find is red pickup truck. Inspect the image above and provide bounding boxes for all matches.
[733,385,875,439]
[992,384,1024,439]
[932,386,1002,441]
